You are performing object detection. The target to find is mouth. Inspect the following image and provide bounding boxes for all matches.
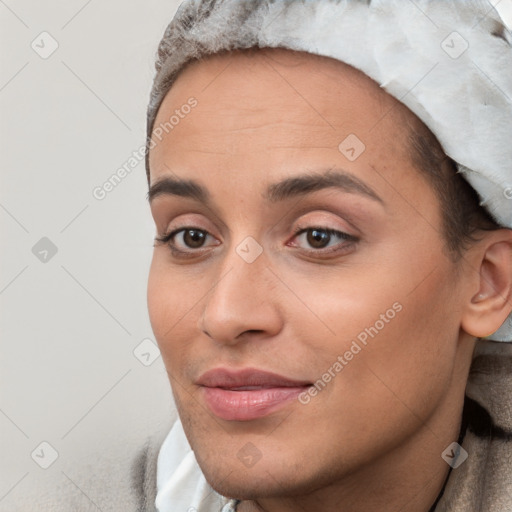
[197,368,312,421]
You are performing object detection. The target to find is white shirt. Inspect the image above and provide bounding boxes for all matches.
[155,418,239,512]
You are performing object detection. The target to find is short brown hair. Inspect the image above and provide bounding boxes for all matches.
[408,123,500,259]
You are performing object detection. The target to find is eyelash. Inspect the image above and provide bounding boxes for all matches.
[290,226,357,254]
[154,228,216,258]
[154,225,358,258]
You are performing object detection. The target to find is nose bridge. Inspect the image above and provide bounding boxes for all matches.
[213,234,268,300]
[199,239,281,344]
[206,240,267,314]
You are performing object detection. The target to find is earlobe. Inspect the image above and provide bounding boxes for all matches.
[461,232,512,339]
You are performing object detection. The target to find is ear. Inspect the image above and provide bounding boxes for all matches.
[461,229,512,338]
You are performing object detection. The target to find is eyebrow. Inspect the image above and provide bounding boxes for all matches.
[147,176,209,203]
[147,167,383,205]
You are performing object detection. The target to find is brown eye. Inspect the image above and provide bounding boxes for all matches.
[181,229,207,248]
[307,229,332,249]
[295,227,352,250]
[289,226,358,256]
[154,226,218,256]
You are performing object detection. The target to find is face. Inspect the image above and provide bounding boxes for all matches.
[147,49,474,501]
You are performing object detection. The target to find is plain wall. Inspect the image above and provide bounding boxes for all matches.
[0,1,181,508]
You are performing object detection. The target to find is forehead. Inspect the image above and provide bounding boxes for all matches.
[149,48,412,166]
[148,48,431,210]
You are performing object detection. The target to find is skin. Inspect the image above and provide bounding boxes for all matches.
[146,48,512,511]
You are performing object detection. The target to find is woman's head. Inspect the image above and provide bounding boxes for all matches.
[145,47,512,506]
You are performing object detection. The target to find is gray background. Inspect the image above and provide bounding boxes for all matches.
[0,1,182,508]
[1,0,511,510]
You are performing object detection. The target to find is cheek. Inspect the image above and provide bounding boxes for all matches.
[147,257,169,339]
[285,248,460,406]
[147,254,209,377]
[283,272,457,469]
[147,256,190,357]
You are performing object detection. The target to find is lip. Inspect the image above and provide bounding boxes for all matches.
[197,368,311,421]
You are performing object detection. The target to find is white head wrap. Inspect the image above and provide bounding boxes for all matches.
[146,0,512,341]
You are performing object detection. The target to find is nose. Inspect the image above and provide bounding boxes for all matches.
[198,245,283,345]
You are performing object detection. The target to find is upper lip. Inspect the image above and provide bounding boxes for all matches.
[196,368,312,389]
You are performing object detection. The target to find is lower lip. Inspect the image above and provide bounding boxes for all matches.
[201,386,308,421]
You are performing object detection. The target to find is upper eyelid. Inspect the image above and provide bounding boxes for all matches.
[152,196,364,236]
[159,207,357,235]
[150,201,228,234]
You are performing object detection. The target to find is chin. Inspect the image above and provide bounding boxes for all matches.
[199,462,307,501]
[194,441,336,501]
[203,471,277,501]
